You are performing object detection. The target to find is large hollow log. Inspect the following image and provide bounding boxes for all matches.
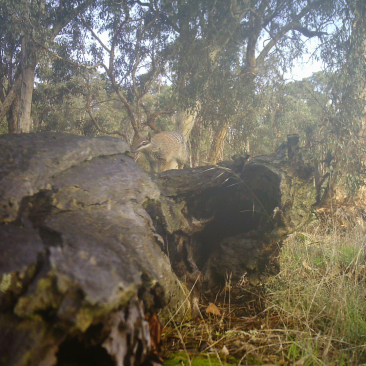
[154,134,315,291]
[0,132,316,366]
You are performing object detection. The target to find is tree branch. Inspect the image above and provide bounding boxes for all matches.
[109,72,138,133]
[52,0,95,39]
[141,103,174,133]
[32,36,106,70]
[87,107,127,139]
[80,16,111,53]
[292,24,328,38]
[255,0,328,67]
[85,73,127,139]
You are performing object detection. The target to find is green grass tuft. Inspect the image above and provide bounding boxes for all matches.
[164,352,237,366]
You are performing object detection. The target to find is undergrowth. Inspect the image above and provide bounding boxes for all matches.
[163,220,366,365]
[267,222,366,364]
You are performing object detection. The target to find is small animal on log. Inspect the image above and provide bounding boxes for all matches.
[131,131,188,172]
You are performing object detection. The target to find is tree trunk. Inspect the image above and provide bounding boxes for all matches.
[175,105,199,140]
[190,120,201,167]
[207,120,230,164]
[7,93,21,133]
[0,75,22,128]
[17,36,36,133]
[0,132,317,365]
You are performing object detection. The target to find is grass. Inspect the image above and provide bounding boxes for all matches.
[163,219,366,365]
[164,352,238,366]
[268,225,366,345]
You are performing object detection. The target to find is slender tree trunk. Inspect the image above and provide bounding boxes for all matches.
[0,76,22,128]
[207,120,230,164]
[1,0,93,133]
[7,93,21,133]
[354,1,366,137]
[17,36,36,133]
[17,66,35,133]
[190,120,201,167]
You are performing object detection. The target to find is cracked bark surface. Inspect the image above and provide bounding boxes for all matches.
[0,133,187,366]
[0,132,316,365]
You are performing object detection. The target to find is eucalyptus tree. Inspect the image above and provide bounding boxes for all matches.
[314,0,366,196]
[166,0,343,163]
[32,68,130,137]
[69,0,179,139]
[0,0,95,133]
[61,0,344,157]
[1,0,360,171]
[0,1,21,133]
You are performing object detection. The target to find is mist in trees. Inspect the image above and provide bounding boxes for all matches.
[0,0,365,193]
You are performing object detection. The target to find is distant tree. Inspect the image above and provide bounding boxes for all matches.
[0,0,94,133]
[168,0,343,163]
[32,63,174,141]
[32,69,128,137]
[2,0,362,181]
[317,0,366,196]
[34,1,344,147]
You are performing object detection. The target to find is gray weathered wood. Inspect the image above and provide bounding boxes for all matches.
[0,132,316,365]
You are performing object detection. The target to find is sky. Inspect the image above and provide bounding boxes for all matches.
[286,57,323,81]
[284,38,324,81]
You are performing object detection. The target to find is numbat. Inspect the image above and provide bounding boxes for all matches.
[131,131,188,172]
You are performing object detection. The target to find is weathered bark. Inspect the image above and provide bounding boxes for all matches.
[190,120,201,167]
[0,133,189,366]
[17,67,36,132]
[0,132,316,365]
[156,134,315,288]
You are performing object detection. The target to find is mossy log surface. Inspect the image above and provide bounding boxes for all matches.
[0,132,316,366]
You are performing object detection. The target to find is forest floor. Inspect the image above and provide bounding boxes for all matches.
[162,205,366,366]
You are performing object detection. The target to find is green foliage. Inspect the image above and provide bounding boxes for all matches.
[0,0,96,133]
[164,352,237,366]
[32,70,127,136]
[1,0,365,200]
[0,121,8,135]
[32,60,176,138]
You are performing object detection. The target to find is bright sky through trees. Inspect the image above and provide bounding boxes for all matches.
[281,35,323,80]
[286,58,322,80]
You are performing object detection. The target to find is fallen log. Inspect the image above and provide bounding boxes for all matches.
[0,132,316,366]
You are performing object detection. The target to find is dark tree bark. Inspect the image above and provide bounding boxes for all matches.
[0,132,316,365]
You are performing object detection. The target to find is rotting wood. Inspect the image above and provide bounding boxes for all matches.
[0,132,316,365]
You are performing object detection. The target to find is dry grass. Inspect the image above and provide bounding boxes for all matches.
[163,219,366,365]
[266,221,366,364]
